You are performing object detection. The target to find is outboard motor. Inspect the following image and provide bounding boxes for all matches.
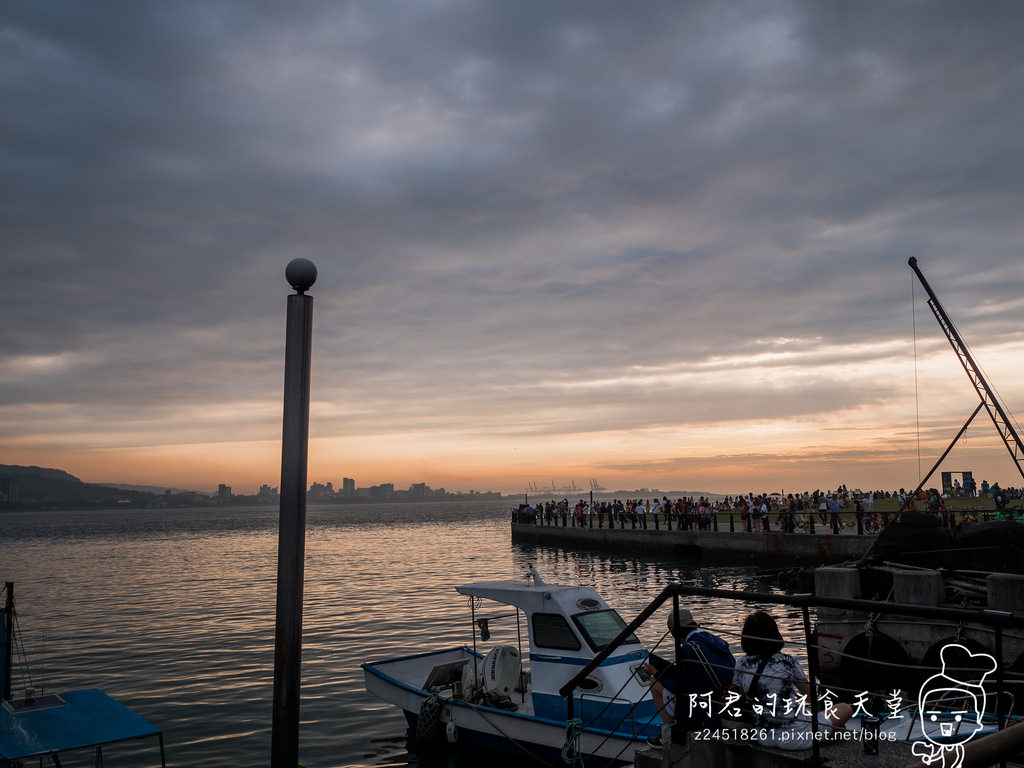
[481,645,520,696]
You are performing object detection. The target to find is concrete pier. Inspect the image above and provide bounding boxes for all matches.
[510,523,872,565]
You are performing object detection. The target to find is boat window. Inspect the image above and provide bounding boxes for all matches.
[532,613,582,650]
[572,610,638,652]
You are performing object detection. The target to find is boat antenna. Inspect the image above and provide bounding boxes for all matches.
[526,565,544,586]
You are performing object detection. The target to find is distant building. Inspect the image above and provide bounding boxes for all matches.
[370,483,394,499]
[257,484,278,502]
[342,477,355,498]
[0,478,18,503]
[309,481,336,502]
[218,484,232,503]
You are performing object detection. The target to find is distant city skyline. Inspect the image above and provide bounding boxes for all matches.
[4,4,1024,497]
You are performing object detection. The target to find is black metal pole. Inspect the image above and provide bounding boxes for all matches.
[272,259,317,768]
[3,582,13,701]
[802,605,822,767]
[996,626,1005,730]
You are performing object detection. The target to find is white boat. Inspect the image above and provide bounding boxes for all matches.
[362,570,660,765]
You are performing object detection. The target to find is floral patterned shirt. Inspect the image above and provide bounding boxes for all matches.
[732,652,806,727]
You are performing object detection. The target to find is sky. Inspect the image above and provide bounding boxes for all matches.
[3,2,1024,497]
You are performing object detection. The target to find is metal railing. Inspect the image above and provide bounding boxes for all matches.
[559,583,1024,767]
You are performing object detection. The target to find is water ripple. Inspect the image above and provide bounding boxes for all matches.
[1,502,786,767]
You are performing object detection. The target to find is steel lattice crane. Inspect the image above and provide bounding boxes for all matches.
[907,257,1024,497]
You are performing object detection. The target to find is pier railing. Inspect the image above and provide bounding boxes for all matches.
[559,583,1024,767]
[512,505,1016,535]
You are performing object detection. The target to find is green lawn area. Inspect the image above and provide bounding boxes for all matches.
[871,495,1002,514]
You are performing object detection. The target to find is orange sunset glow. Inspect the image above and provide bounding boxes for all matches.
[4,4,1024,498]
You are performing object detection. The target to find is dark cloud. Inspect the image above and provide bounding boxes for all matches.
[2,1,1023,489]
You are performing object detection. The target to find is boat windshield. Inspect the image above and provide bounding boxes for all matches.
[572,610,639,652]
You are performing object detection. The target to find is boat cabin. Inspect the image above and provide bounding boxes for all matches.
[453,577,656,728]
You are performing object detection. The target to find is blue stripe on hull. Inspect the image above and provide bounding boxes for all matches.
[403,710,634,768]
[531,692,660,738]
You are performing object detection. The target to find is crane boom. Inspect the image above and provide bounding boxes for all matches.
[908,257,1024,481]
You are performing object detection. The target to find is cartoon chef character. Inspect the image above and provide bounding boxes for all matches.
[911,643,998,768]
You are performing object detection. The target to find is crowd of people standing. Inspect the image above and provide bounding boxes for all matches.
[513,483,1022,532]
[516,487,880,532]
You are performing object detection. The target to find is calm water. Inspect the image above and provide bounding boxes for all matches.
[0,502,795,767]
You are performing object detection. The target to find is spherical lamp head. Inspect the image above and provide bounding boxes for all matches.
[285,258,318,293]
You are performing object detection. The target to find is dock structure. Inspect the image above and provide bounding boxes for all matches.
[510,522,872,565]
[635,734,917,768]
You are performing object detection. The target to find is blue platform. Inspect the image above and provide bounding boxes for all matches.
[0,688,163,763]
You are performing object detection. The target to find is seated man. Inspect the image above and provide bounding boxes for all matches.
[643,609,735,746]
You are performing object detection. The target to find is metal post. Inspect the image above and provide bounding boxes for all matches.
[801,604,823,767]
[996,625,1006,730]
[271,258,317,768]
[3,582,13,701]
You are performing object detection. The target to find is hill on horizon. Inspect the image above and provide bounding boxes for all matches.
[0,463,154,507]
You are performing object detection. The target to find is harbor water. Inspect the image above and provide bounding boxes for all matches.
[0,501,799,767]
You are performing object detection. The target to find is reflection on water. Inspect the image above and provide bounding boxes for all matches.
[0,502,797,767]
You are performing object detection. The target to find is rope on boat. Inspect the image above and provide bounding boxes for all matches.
[463,700,560,767]
[561,718,583,766]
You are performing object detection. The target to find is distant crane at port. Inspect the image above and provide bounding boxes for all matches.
[589,478,606,491]
[907,257,1024,494]
[525,480,583,494]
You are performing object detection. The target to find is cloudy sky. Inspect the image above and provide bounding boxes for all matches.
[4,2,1024,496]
